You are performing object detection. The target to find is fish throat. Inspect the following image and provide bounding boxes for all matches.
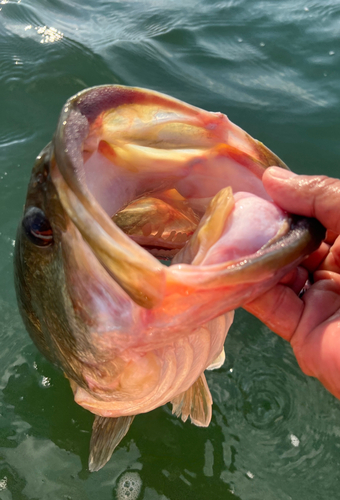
[112,191,200,261]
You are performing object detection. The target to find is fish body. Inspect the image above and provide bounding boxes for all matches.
[14,86,325,470]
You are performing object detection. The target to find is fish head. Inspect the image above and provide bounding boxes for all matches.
[15,85,325,423]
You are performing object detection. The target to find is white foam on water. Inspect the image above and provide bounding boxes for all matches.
[0,476,7,491]
[117,472,142,500]
[290,434,300,447]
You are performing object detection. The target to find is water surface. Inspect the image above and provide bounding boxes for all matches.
[1,0,340,498]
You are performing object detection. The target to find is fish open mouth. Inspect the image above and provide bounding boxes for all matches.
[50,85,324,310]
[112,188,291,270]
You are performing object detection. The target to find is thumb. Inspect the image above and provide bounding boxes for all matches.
[263,167,340,234]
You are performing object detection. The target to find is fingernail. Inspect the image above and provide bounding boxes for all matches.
[266,166,297,179]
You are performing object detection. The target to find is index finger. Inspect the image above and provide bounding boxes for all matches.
[244,283,303,342]
[319,236,340,273]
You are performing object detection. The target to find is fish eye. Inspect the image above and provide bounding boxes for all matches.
[22,207,53,247]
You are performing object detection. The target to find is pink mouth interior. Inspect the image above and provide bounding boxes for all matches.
[200,192,287,266]
[83,147,287,265]
[79,100,287,266]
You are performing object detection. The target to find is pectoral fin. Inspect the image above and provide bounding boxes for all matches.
[206,348,226,371]
[89,415,135,472]
[171,373,212,427]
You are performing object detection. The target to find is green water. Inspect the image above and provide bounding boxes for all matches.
[1,0,340,498]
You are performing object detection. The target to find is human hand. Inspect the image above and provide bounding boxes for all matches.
[245,167,340,399]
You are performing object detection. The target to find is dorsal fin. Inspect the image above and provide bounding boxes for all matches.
[171,373,212,427]
[89,415,135,472]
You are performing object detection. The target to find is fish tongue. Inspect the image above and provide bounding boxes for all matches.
[173,186,235,265]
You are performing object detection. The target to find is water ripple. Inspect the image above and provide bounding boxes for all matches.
[208,311,340,498]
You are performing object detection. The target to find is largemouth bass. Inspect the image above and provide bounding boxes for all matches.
[14,85,324,471]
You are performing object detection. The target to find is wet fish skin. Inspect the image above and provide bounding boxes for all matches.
[14,85,325,471]
[14,146,92,387]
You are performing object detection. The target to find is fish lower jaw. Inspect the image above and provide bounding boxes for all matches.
[71,384,168,418]
[70,317,229,418]
[71,368,206,418]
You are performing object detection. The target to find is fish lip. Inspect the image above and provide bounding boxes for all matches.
[50,84,325,310]
[51,84,287,200]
